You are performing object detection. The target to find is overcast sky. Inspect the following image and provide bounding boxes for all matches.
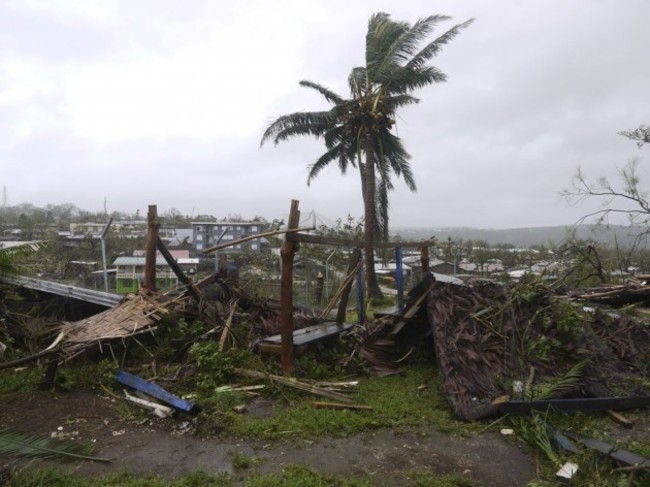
[1,0,648,229]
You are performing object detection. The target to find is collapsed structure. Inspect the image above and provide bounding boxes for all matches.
[2,201,650,427]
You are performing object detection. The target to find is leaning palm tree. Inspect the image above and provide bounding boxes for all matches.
[261,12,473,299]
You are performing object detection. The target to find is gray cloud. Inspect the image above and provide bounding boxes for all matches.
[1,0,648,230]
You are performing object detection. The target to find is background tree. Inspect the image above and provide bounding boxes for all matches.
[619,124,650,148]
[563,125,649,230]
[262,12,472,298]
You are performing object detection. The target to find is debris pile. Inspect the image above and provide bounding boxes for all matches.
[424,278,650,420]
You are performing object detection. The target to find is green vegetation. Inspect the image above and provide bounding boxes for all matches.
[4,464,481,487]
[221,363,474,441]
[503,409,650,487]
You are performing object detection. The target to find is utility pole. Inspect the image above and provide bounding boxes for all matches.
[100,217,114,292]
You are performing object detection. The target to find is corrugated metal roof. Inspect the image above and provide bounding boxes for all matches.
[112,256,199,266]
[113,256,168,266]
[191,221,260,226]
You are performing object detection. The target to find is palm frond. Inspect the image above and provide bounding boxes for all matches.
[376,176,391,241]
[307,143,354,185]
[385,65,447,94]
[530,358,590,400]
[380,132,416,191]
[383,93,420,111]
[260,111,334,146]
[405,19,474,72]
[0,429,113,462]
[347,67,368,98]
[299,80,344,104]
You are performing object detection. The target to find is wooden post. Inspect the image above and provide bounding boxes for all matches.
[395,247,404,314]
[336,248,361,324]
[279,199,300,375]
[144,205,159,291]
[420,245,430,277]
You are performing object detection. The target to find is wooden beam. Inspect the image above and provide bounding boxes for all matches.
[234,368,353,404]
[296,233,435,249]
[144,205,159,291]
[202,226,314,254]
[156,237,201,301]
[312,401,372,411]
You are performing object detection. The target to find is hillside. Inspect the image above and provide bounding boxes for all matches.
[393,224,650,248]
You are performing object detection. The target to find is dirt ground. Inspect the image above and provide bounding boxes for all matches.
[0,389,538,486]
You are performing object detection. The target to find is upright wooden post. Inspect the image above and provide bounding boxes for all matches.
[420,246,430,277]
[395,247,404,314]
[279,199,300,375]
[144,205,159,291]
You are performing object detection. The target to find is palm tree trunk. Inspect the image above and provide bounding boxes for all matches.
[364,143,384,300]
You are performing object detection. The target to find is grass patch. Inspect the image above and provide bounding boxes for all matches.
[6,468,232,486]
[5,464,476,486]
[245,465,374,486]
[406,469,478,486]
[0,367,42,394]
[220,363,477,441]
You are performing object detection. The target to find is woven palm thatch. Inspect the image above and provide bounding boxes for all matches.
[56,290,182,345]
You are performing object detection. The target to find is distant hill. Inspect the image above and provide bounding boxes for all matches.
[392,225,650,248]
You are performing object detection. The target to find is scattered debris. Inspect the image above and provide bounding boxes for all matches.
[215,385,266,394]
[234,368,355,404]
[565,432,650,469]
[123,391,174,419]
[117,370,199,416]
[556,462,579,484]
[312,402,372,411]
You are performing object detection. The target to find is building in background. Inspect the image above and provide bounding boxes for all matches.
[191,222,266,255]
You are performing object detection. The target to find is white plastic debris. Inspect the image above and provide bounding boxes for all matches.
[556,462,579,483]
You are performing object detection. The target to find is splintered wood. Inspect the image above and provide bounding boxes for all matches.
[58,291,178,344]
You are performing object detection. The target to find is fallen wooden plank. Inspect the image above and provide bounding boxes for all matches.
[234,368,354,404]
[312,401,372,411]
[117,370,199,415]
[215,385,266,393]
[219,300,238,351]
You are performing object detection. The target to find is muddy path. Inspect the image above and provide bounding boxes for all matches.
[0,390,537,486]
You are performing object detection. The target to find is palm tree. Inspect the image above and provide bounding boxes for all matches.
[261,12,472,299]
